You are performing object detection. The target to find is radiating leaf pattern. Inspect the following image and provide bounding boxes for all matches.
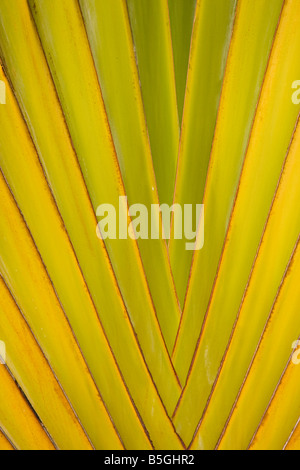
[0,0,299,450]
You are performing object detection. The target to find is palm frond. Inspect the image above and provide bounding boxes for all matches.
[0,0,299,450]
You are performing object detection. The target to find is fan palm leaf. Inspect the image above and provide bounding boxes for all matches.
[0,0,299,450]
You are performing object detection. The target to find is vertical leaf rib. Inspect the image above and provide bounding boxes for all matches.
[191,107,300,450]
[285,419,300,450]
[25,0,181,402]
[169,0,237,308]
[0,0,184,448]
[250,358,300,450]
[167,0,197,125]
[0,429,14,451]
[174,0,299,445]
[0,171,124,449]
[0,277,94,450]
[219,237,300,450]
[127,0,180,207]
[0,36,152,451]
[172,0,284,383]
[79,0,181,350]
[0,366,55,450]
